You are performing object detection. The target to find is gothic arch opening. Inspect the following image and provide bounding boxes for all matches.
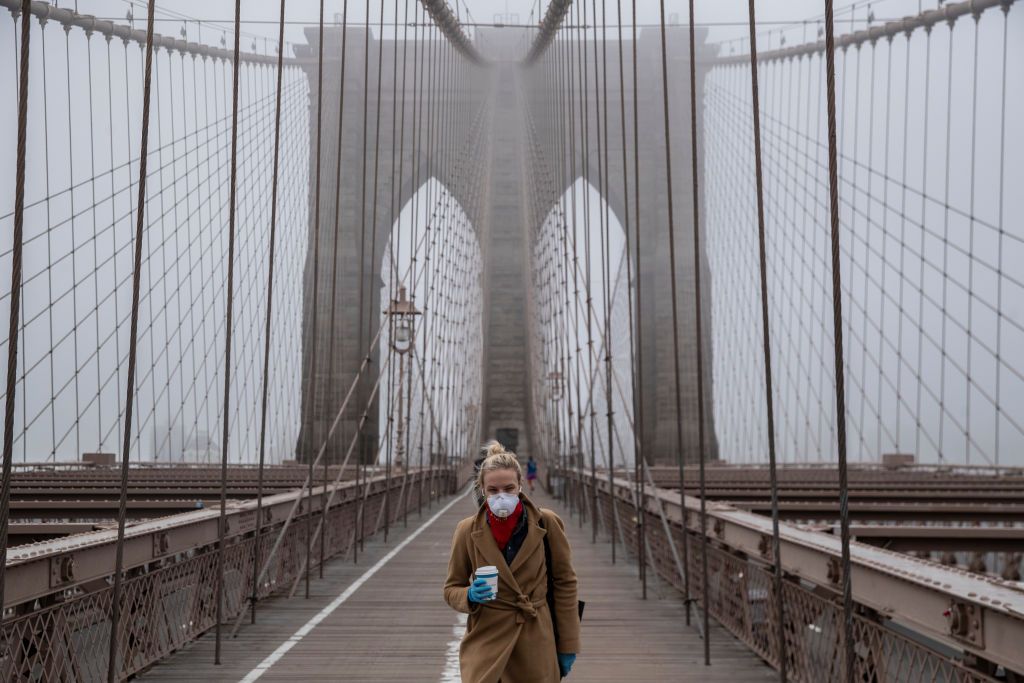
[377,178,483,467]
[532,177,635,470]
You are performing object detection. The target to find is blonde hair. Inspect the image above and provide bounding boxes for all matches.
[476,441,523,494]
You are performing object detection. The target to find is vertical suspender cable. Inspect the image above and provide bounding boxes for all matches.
[383,0,402,538]
[573,0,587,528]
[821,1,855,679]
[582,0,598,545]
[745,1,786,679]
[613,0,637,574]
[597,0,617,564]
[366,0,387,530]
[630,0,645,598]
[411,1,425,518]
[0,0,32,620]
[667,0,710,663]
[107,2,157,680]
[214,0,244,664]
[251,0,288,625]
[994,2,1010,466]
[305,0,327,595]
[656,0,690,622]
[394,0,411,528]
[557,29,576,511]
[355,0,372,560]
[322,0,351,575]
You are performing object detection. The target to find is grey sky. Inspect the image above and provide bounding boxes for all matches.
[1,0,1021,466]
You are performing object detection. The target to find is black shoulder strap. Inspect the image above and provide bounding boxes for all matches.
[538,512,560,642]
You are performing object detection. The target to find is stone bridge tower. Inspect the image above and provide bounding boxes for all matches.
[296,24,718,467]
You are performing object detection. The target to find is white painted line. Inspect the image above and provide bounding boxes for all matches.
[439,613,468,682]
[240,492,467,683]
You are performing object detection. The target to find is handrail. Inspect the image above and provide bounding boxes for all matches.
[573,468,1024,675]
[3,468,439,610]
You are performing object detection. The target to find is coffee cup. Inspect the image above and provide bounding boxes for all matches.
[475,565,498,601]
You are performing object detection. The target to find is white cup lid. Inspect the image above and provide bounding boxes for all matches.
[476,565,498,575]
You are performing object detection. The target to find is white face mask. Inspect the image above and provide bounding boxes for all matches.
[486,491,520,518]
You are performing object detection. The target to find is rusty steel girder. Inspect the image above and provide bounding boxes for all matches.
[2,470,438,610]
[1,469,452,681]
[840,525,1024,554]
[589,473,1024,676]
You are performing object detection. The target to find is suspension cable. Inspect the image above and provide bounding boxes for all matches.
[303,0,326,600]
[213,0,244,663]
[629,0,646,598]
[0,0,32,619]
[821,0,855,678]
[249,0,288,625]
[320,0,351,577]
[107,1,158,680]
[745,0,787,678]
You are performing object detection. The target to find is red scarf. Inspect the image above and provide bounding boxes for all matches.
[487,500,524,551]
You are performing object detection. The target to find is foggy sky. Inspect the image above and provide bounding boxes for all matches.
[1,1,1021,466]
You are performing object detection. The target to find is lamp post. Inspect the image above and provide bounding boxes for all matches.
[386,286,420,472]
[546,371,563,494]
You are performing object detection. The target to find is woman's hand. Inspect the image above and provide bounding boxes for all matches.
[557,652,576,677]
[467,577,494,604]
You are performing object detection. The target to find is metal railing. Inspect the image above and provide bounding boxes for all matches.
[569,469,1024,682]
[0,467,455,681]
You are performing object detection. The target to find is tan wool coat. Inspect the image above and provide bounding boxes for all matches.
[443,494,581,683]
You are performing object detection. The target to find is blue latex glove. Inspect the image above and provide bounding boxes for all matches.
[467,577,494,604]
[557,653,576,678]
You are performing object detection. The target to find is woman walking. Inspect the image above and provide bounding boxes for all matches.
[444,442,581,682]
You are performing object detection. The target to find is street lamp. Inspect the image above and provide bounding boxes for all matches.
[546,371,564,401]
[385,286,421,470]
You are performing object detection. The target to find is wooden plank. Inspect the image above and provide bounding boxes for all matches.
[140,489,774,681]
[531,488,775,682]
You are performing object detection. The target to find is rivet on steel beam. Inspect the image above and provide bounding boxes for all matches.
[827,557,841,585]
[713,518,725,538]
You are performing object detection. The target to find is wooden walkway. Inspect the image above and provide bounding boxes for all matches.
[140,488,774,682]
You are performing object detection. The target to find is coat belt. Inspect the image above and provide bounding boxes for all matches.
[488,593,547,624]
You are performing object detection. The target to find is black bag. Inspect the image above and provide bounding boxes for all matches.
[537,514,585,646]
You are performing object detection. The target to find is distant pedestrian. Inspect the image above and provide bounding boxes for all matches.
[444,441,581,681]
[526,455,538,492]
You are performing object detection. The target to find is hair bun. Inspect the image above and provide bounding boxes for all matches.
[485,441,506,457]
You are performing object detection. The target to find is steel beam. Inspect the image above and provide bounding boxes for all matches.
[2,470,430,610]
[595,474,1024,675]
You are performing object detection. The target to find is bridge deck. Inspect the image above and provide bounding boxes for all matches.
[140,489,773,682]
